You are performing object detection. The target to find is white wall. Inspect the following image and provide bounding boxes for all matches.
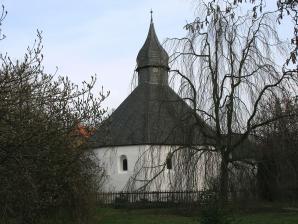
[94,145,172,192]
[94,145,218,192]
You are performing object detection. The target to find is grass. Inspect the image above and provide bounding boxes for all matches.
[94,208,197,224]
[94,207,298,224]
[17,203,298,224]
[236,212,298,224]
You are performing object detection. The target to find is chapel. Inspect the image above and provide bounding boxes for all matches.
[91,15,213,192]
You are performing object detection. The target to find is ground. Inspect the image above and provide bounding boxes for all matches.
[93,207,298,224]
[38,203,298,224]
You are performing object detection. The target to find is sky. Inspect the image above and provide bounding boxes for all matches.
[0,0,195,110]
[0,0,293,110]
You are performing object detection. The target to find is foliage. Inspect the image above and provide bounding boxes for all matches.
[199,206,233,224]
[257,96,298,201]
[199,192,235,224]
[0,7,109,223]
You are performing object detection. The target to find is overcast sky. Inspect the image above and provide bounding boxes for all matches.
[0,0,293,110]
[0,0,195,110]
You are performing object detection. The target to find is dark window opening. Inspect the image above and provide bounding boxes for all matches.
[123,158,128,171]
[166,157,172,170]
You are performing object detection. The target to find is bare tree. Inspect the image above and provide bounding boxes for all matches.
[164,0,298,202]
[232,0,298,68]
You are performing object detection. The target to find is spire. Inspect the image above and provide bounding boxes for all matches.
[136,12,169,85]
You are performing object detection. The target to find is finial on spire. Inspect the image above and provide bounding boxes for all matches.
[136,12,169,85]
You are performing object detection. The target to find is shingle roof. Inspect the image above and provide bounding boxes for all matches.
[90,83,214,148]
[136,20,169,71]
[89,18,214,148]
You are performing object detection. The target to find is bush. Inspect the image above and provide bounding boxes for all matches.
[0,33,108,223]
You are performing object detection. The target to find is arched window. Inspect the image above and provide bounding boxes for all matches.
[123,158,128,171]
[120,155,128,172]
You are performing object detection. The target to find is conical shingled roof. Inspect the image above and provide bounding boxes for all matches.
[90,18,214,148]
[136,19,169,71]
[90,84,214,147]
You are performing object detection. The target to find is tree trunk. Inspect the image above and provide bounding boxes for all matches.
[219,155,229,204]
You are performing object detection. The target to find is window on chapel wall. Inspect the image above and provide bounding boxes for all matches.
[120,155,128,172]
[166,153,172,170]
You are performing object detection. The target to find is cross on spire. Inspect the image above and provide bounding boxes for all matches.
[136,11,170,83]
[150,9,153,23]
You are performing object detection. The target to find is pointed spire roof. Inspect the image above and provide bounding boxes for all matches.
[90,15,215,148]
[136,13,169,71]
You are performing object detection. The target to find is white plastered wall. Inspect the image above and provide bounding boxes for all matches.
[94,145,173,191]
[94,145,218,192]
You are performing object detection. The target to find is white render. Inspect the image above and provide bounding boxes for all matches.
[94,145,169,191]
[94,145,217,192]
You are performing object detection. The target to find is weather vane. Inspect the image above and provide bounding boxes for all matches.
[150,9,153,22]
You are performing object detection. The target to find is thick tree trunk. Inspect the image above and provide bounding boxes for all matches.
[219,155,229,204]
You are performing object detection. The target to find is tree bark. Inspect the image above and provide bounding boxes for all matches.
[219,154,229,204]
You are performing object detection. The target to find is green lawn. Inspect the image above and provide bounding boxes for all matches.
[94,208,298,224]
[95,208,197,224]
[236,212,298,224]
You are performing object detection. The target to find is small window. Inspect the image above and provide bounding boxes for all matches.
[120,155,128,172]
[166,153,172,170]
[123,158,128,171]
